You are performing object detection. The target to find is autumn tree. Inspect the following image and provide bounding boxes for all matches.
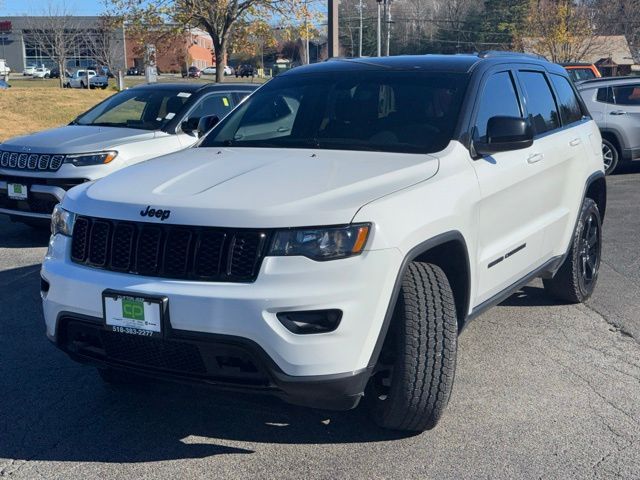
[526,0,596,62]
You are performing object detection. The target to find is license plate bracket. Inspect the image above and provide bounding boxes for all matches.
[102,290,169,337]
[7,183,28,200]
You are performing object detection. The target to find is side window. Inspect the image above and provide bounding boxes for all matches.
[184,93,234,123]
[474,71,521,140]
[612,84,640,106]
[550,74,583,125]
[518,71,560,135]
[596,87,612,103]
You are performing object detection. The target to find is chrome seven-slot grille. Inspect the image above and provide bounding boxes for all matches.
[71,216,270,282]
[0,150,65,172]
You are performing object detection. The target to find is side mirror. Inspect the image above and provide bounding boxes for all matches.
[474,116,533,156]
[180,117,200,136]
[196,115,220,137]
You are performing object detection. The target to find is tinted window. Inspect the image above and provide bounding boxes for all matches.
[613,84,640,105]
[596,87,612,103]
[184,93,234,122]
[519,71,560,134]
[201,72,469,154]
[474,71,521,141]
[550,74,583,125]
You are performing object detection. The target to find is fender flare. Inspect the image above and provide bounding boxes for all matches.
[366,230,471,369]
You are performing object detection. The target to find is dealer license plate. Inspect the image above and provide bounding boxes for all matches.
[102,291,164,337]
[7,183,28,200]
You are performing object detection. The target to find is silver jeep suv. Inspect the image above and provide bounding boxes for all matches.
[577,77,640,174]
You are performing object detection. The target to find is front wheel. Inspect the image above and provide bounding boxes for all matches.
[366,262,458,432]
[602,139,619,175]
[543,198,602,303]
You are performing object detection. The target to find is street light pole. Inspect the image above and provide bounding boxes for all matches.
[328,0,339,58]
[376,0,381,57]
[358,0,363,57]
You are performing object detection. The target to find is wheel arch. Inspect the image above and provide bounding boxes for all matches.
[367,230,471,369]
[600,129,623,157]
[585,171,607,221]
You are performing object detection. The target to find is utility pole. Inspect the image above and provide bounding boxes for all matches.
[385,0,391,56]
[382,0,387,56]
[376,0,382,57]
[358,0,363,57]
[328,0,339,58]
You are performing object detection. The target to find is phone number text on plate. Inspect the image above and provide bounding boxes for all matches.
[111,325,155,336]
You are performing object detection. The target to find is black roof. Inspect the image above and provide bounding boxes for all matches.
[560,62,596,67]
[281,53,558,76]
[131,82,258,92]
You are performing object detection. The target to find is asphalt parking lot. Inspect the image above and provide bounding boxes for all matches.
[1,167,639,479]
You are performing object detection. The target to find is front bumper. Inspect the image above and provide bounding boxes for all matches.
[0,175,88,219]
[42,233,402,403]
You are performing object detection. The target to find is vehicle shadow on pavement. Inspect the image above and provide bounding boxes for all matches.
[0,264,411,468]
[499,284,564,308]
[0,218,50,248]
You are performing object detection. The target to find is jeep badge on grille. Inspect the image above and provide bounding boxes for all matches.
[140,206,171,221]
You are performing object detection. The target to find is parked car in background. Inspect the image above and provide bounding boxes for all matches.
[562,63,601,82]
[23,64,38,76]
[0,59,10,75]
[578,76,640,174]
[32,67,51,79]
[182,66,202,78]
[65,70,109,89]
[40,53,605,432]
[202,65,233,76]
[0,82,257,224]
[49,66,71,79]
[235,64,256,78]
[127,66,143,76]
[0,79,10,89]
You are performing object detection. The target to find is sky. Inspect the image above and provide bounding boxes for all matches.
[2,0,104,16]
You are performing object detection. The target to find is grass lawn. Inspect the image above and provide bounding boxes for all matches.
[0,75,266,142]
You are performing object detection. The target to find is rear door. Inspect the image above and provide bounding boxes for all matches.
[609,82,640,154]
[470,69,547,304]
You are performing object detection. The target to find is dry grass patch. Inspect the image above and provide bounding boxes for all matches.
[0,88,114,142]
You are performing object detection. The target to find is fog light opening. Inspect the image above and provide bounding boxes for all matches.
[276,309,342,334]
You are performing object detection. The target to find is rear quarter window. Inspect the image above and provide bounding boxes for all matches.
[518,71,560,135]
[550,74,584,125]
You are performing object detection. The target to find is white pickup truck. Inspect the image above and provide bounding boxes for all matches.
[65,70,109,89]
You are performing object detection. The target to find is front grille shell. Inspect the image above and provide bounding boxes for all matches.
[0,150,66,172]
[70,216,270,283]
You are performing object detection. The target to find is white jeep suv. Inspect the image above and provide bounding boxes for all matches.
[42,53,606,432]
[0,83,256,225]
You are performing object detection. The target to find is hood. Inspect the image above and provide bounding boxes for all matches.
[65,147,439,228]
[1,125,156,154]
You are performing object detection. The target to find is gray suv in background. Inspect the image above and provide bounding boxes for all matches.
[577,77,640,174]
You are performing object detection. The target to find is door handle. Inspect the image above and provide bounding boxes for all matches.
[527,153,544,164]
[569,138,582,147]
[610,110,627,115]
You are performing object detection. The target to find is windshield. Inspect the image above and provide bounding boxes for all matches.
[200,70,468,154]
[74,88,192,130]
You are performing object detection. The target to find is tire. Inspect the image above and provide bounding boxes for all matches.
[543,198,602,303]
[366,262,458,432]
[97,367,143,385]
[601,138,619,175]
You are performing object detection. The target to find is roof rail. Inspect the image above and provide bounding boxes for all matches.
[576,75,639,85]
[478,50,548,61]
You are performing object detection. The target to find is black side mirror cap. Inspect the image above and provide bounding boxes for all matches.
[180,117,200,136]
[474,116,534,156]
[196,115,220,137]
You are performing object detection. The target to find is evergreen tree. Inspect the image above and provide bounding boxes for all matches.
[481,0,531,49]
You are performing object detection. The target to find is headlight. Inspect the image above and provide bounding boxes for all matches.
[268,224,370,261]
[64,151,117,166]
[51,204,76,236]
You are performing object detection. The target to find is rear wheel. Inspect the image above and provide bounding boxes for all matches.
[366,262,458,432]
[543,198,602,303]
[602,138,619,175]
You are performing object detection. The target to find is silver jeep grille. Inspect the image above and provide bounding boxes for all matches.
[0,150,66,172]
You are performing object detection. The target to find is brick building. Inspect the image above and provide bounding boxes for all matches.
[126,28,214,73]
